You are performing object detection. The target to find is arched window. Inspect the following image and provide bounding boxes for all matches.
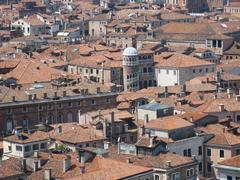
[57,114,63,123]
[67,112,73,123]
[47,114,53,124]
[154,174,160,180]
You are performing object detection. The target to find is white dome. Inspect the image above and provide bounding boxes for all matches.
[123,47,137,56]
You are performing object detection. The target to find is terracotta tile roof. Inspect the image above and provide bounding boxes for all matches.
[197,97,240,113]
[218,155,240,168]
[145,116,194,131]
[155,52,214,68]
[198,124,240,146]
[23,15,45,26]
[181,111,210,122]
[2,59,70,84]
[50,123,106,144]
[108,146,195,169]
[0,158,26,178]
[4,131,49,144]
[27,152,152,180]
[207,132,240,146]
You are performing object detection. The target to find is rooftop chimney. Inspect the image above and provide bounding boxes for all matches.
[33,94,37,100]
[236,95,240,102]
[44,169,51,180]
[150,137,154,147]
[21,159,27,172]
[33,161,38,172]
[96,87,100,93]
[104,141,110,150]
[166,161,171,167]
[144,114,149,125]
[111,112,115,138]
[34,151,39,158]
[77,149,85,164]
[126,158,131,164]
[219,104,225,112]
[80,166,85,174]
[57,126,62,133]
[63,156,71,173]
[28,94,32,101]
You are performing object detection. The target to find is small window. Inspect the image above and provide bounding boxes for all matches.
[199,162,202,172]
[188,149,192,157]
[78,101,81,106]
[154,174,160,180]
[40,142,47,149]
[236,149,240,155]
[220,149,224,158]
[90,69,93,74]
[32,144,39,151]
[198,146,202,155]
[207,148,211,156]
[183,149,187,156]
[86,143,89,147]
[48,104,53,110]
[38,105,43,111]
[166,70,169,74]
[207,162,212,172]
[193,69,196,73]
[199,69,202,73]
[206,68,208,73]
[186,168,194,177]
[174,70,176,75]
[22,107,28,113]
[91,99,95,105]
[7,108,12,114]
[96,69,99,74]
[8,146,12,151]
[227,176,233,180]
[68,102,72,107]
[106,98,110,103]
[16,145,22,152]
[58,103,62,108]
[24,145,31,152]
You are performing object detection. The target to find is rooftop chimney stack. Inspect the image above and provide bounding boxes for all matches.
[63,156,71,173]
[78,149,85,164]
[33,161,38,172]
[166,161,171,167]
[44,169,51,180]
[21,159,27,172]
[219,104,225,112]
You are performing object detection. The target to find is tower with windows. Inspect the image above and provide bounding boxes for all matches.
[122,47,139,91]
